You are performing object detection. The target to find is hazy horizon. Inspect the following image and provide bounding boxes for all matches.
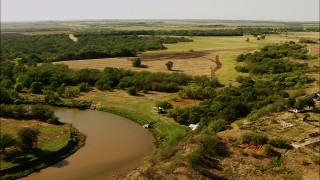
[1,18,319,24]
[1,0,319,22]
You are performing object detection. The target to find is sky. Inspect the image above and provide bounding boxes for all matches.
[1,0,319,22]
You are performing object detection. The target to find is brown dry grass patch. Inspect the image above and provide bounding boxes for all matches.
[54,51,222,77]
[310,46,319,56]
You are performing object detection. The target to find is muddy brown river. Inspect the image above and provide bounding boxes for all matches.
[22,108,155,180]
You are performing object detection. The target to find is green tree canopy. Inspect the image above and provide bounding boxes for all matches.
[17,128,40,152]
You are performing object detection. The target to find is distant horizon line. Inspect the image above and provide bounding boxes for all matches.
[1,18,319,24]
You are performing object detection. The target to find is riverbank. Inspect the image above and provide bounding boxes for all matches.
[21,107,155,180]
[0,122,85,179]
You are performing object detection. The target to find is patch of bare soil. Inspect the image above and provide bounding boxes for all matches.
[170,96,201,107]
[310,46,320,56]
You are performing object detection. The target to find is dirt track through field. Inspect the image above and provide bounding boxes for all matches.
[54,51,222,77]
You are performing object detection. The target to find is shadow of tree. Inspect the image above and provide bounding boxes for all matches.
[51,160,70,168]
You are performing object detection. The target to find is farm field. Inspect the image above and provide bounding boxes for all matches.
[54,51,216,76]
[54,33,316,85]
[54,50,245,85]
[147,35,295,53]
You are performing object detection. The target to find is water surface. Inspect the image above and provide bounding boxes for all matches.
[22,108,155,180]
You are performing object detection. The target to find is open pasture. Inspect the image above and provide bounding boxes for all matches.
[54,51,218,77]
[147,35,301,53]
[54,33,315,84]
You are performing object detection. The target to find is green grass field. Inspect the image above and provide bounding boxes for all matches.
[216,53,244,85]
[146,35,297,53]
[76,90,188,143]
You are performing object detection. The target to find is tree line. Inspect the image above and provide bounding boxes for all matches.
[0,33,191,63]
[0,61,192,105]
[80,26,319,37]
[0,104,59,124]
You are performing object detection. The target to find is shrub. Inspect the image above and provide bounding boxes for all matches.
[187,145,203,166]
[30,104,55,121]
[0,79,12,89]
[14,83,23,92]
[102,83,112,91]
[44,91,62,105]
[77,82,90,92]
[17,128,40,152]
[269,156,284,168]
[95,80,111,91]
[0,133,16,153]
[156,101,173,110]
[64,88,80,98]
[208,119,228,133]
[200,134,221,156]
[118,82,126,89]
[235,65,249,73]
[165,61,174,70]
[127,86,137,95]
[30,82,43,94]
[142,86,149,94]
[132,58,141,67]
[299,38,317,44]
[269,137,291,149]
[261,144,273,156]
[240,131,268,145]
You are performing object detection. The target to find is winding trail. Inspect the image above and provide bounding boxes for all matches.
[203,56,222,78]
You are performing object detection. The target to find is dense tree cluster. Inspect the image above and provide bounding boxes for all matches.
[235,43,314,89]
[236,43,309,63]
[0,33,191,62]
[79,27,319,37]
[305,27,320,32]
[0,104,58,123]
[168,42,314,126]
[118,70,191,93]
[178,76,223,100]
[80,29,244,36]
[0,127,40,155]
[299,38,317,44]
[0,61,192,105]
[169,77,289,125]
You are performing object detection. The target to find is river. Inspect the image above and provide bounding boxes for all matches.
[22,108,155,180]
